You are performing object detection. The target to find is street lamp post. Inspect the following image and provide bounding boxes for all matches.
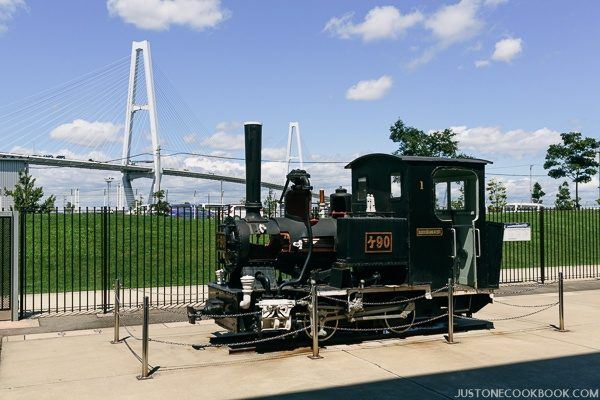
[105,177,114,208]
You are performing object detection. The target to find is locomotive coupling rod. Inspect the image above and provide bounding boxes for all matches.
[137,296,152,380]
[445,278,458,344]
[111,279,121,344]
[557,272,567,332]
[308,280,322,360]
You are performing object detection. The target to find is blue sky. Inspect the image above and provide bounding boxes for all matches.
[0,0,599,206]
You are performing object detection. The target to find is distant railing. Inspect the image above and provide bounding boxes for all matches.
[487,207,600,283]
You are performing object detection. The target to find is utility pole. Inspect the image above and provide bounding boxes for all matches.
[105,177,114,208]
[597,150,600,203]
[529,164,534,203]
[220,180,224,207]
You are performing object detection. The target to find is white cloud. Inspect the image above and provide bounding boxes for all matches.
[474,59,490,68]
[425,0,482,45]
[491,37,523,62]
[215,121,241,131]
[0,0,26,33]
[201,131,244,150]
[408,0,483,68]
[453,126,561,158]
[49,119,122,147]
[106,0,230,31]
[324,6,423,42]
[346,75,393,101]
[262,147,286,160]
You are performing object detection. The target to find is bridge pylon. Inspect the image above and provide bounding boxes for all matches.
[286,122,304,173]
[121,40,162,209]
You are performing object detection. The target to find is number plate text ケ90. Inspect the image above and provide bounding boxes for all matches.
[364,232,393,253]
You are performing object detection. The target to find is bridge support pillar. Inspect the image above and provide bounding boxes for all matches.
[121,40,162,209]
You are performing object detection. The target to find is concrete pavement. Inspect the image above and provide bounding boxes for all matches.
[1,285,599,399]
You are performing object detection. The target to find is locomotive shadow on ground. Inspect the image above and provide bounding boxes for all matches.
[247,352,600,400]
[214,319,492,353]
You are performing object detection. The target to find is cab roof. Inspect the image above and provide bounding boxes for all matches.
[344,153,492,169]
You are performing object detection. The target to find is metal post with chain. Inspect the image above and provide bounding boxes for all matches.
[308,279,322,359]
[557,272,567,332]
[445,278,457,344]
[137,296,152,380]
[111,279,121,344]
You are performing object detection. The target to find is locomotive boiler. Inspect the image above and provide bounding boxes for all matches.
[188,122,504,341]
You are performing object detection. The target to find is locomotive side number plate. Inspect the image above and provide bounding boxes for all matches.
[365,232,393,253]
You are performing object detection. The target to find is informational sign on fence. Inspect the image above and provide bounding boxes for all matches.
[503,222,531,241]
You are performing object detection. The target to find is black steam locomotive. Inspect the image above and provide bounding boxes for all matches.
[189,122,504,341]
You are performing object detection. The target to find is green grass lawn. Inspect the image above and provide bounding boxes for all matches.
[21,211,220,294]
[487,208,600,270]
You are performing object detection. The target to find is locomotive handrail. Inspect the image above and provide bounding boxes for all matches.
[475,228,481,258]
[450,228,457,259]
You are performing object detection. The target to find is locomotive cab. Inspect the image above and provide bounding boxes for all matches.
[345,154,502,291]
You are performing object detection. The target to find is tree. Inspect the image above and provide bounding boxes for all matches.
[543,132,599,209]
[389,118,466,158]
[263,189,278,217]
[3,169,56,211]
[487,178,507,212]
[531,182,546,204]
[555,181,574,210]
[65,201,75,212]
[150,189,171,215]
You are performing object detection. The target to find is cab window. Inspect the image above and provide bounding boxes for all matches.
[432,168,478,222]
[390,173,402,198]
[357,177,367,201]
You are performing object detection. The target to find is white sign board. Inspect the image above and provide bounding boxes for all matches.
[503,222,531,242]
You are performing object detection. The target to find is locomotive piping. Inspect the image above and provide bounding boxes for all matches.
[277,217,313,294]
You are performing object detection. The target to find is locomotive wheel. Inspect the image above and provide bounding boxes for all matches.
[382,297,416,334]
[298,308,339,342]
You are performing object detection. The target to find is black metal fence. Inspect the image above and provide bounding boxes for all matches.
[1,215,12,311]
[487,207,600,283]
[18,206,230,316]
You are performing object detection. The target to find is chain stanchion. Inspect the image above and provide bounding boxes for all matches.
[557,272,567,332]
[137,297,152,380]
[308,279,322,360]
[445,278,457,344]
[111,279,121,344]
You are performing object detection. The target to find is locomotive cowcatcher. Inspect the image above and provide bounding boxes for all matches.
[188,122,504,341]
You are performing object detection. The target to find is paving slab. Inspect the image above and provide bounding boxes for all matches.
[0,288,599,400]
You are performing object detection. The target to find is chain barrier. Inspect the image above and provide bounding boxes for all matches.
[455,302,558,322]
[496,280,559,295]
[149,327,310,349]
[493,299,559,308]
[200,311,262,318]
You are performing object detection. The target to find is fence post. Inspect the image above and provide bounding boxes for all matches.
[137,296,152,380]
[539,207,545,283]
[308,279,322,359]
[111,279,121,344]
[101,207,108,314]
[558,272,566,332]
[11,211,20,321]
[445,278,457,344]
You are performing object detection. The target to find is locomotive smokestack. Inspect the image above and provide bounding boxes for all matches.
[244,121,263,221]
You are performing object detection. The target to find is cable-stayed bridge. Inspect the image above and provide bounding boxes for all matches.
[0,41,303,209]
